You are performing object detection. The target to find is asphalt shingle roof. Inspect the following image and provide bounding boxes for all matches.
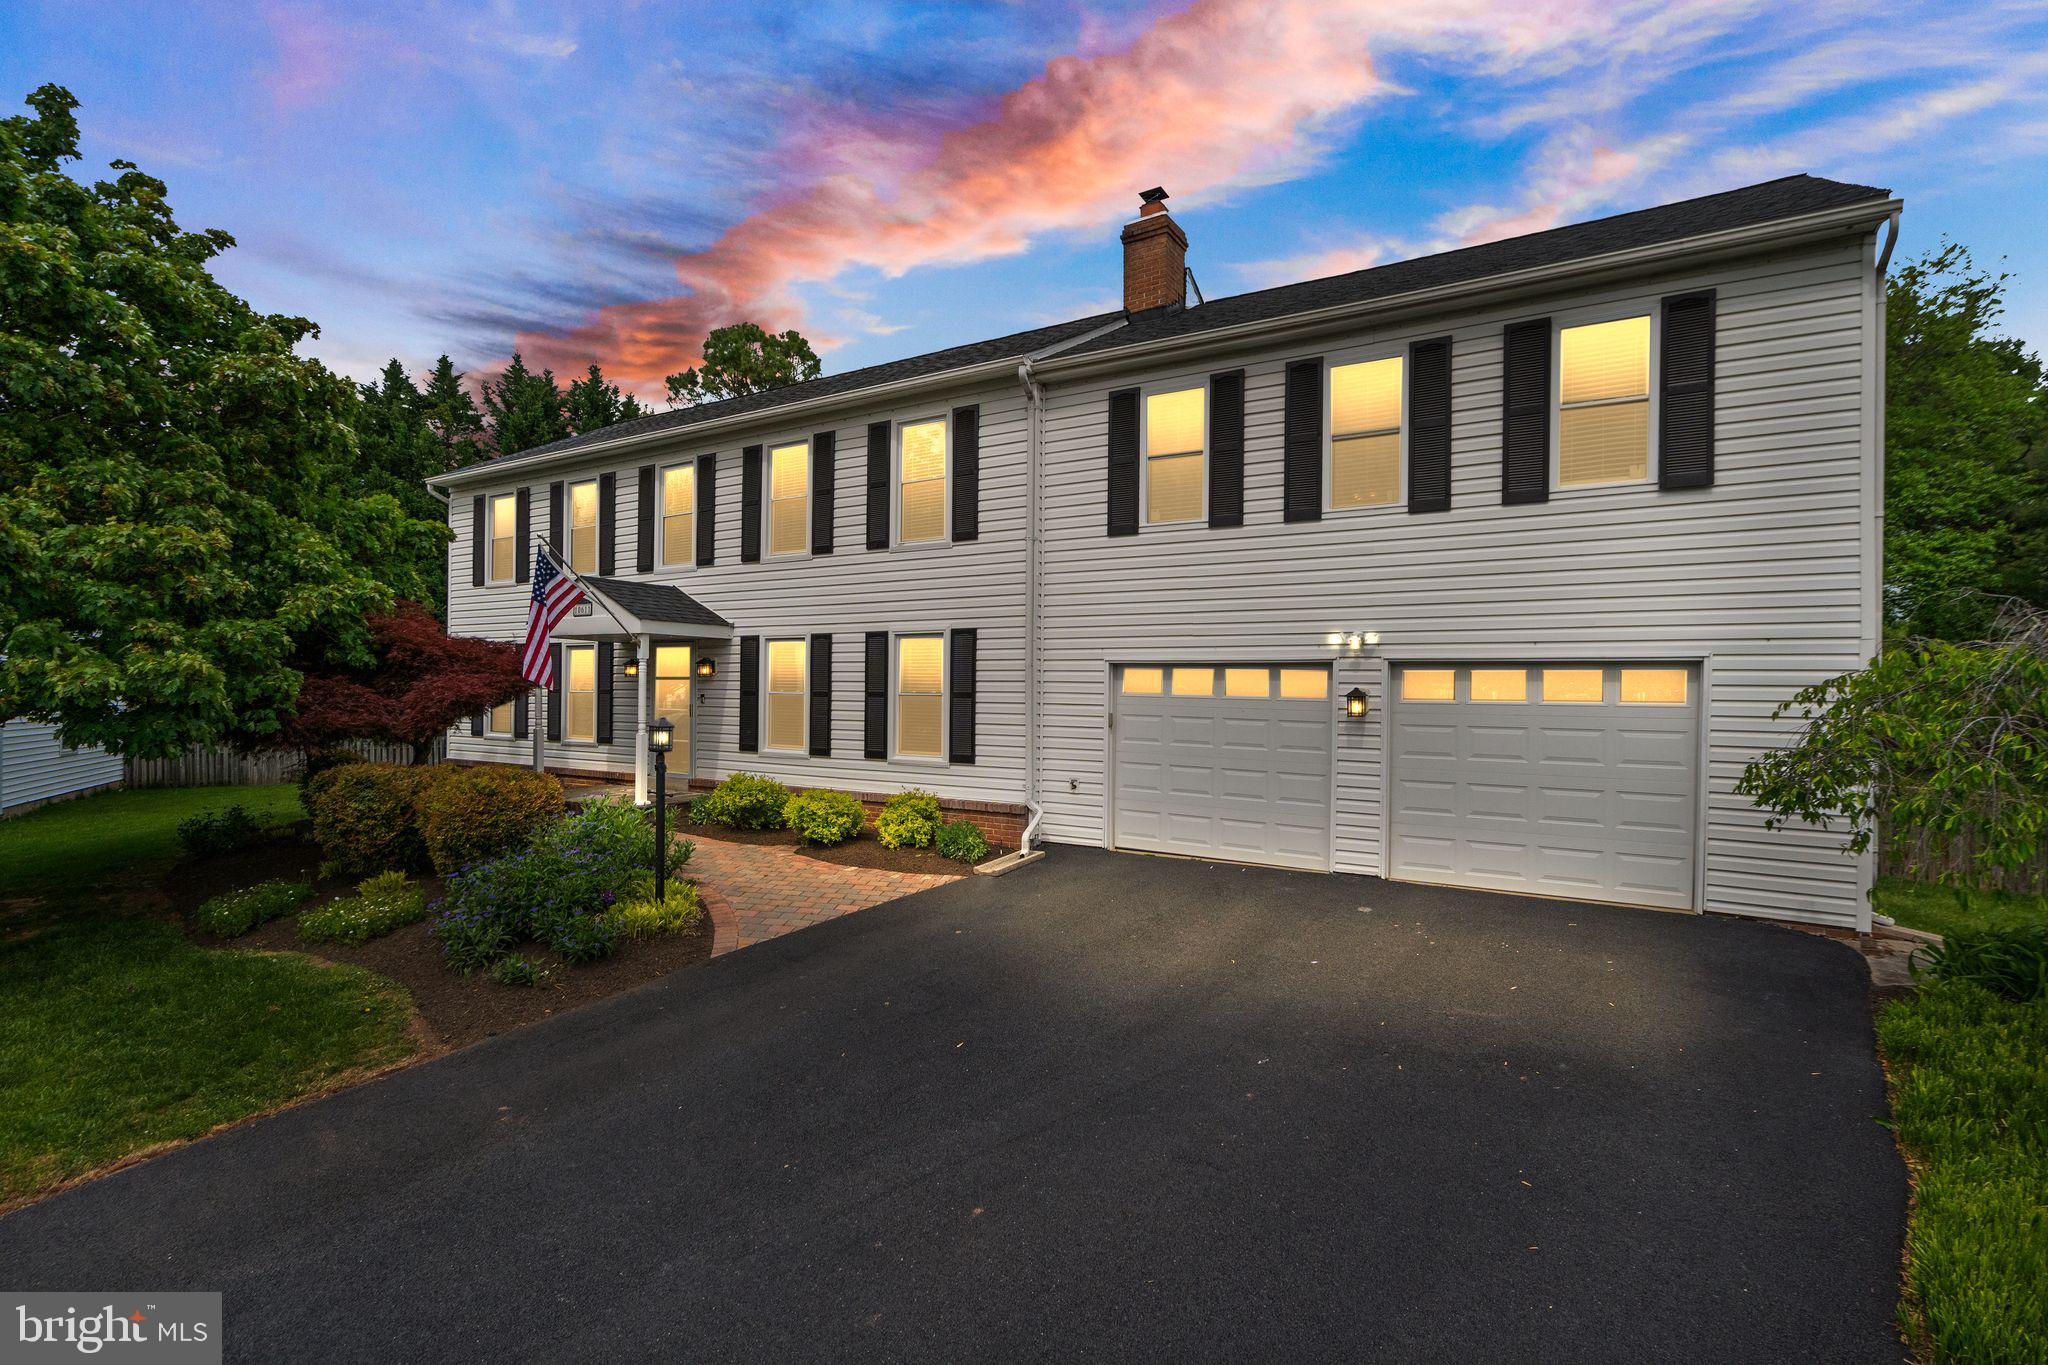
[582,576,730,629]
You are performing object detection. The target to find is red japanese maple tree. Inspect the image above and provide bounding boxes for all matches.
[282,601,530,763]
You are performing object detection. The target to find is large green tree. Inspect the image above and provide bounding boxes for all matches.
[480,351,569,455]
[0,85,444,756]
[664,322,820,408]
[565,362,647,433]
[419,353,485,460]
[349,359,462,613]
[1886,244,2048,639]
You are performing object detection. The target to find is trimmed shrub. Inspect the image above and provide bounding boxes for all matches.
[692,772,791,830]
[305,762,426,876]
[415,765,565,874]
[611,882,704,938]
[299,872,428,946]
[491,955,548,987]
[784,789,866,846]
[935,819,989,864]
[1912,925,2048,1002]
[196,880,310,937]
[177,804,263,860]
[876,790,942,850]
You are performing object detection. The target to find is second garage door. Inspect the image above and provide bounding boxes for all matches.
[1112,664,1333,871]
[1389,663,1699,909]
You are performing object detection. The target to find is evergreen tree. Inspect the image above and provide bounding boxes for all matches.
[480,352,569,456]
[565,363,649,434]
[419,354,485,459]
[350,360,455,614]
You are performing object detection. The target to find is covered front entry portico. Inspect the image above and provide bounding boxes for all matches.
[543,575,732,805]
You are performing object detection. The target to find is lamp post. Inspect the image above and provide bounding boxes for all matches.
[649,715,675,903]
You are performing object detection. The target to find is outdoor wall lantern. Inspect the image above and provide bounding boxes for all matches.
[694,656,716,680]
[622,655,639,679]
[648,717,675,902]
[1344,687,1370,720]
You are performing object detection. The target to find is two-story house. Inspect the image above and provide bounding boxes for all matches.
[433,174,1899,932]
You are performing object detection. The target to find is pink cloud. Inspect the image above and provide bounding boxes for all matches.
[258,2,353,112]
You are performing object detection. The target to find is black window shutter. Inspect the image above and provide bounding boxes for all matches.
[470,494,485,587]
[547,480,563,554]
[595,642,614,744]
[809,633,832,757]
[866,420,891,549]
[948,629,977,765]
[740,445,762,563]
[696,454,717,566]
[636,465,655,571]
[1283,359,1324,522]
[863,631,888,758]
[470,711,484,737]
[1501,318,1551,505]
[546,646,562,741]
[738,636,759,752]
[514,487,532,581]
[812,430,836,555]
[513,693,528,740]
[1106,388,1139,536]
[1208,369,1244,528]
[1407,337,1453,514]
[952,405,980,542]
[598,472,617,574]
[1660,291,1717,489]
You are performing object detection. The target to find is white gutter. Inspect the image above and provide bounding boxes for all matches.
[1017,358,1046,853]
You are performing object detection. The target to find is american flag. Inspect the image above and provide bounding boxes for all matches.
[520,544,586,688]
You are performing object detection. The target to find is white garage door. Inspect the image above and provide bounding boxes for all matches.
[1389,663,1698,909]
[1112,664,1333,871]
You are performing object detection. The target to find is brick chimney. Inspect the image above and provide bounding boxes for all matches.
[1120,187,1187,315]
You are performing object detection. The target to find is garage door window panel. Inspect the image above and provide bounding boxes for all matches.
[1469,668,1527,703]
[1542,668,1604,703]
[1620,668,1687,704]
[1122,667,1164,696]
[1400,669,1454,702]
[1278,669,1328,701]
[1171,667,1215,697]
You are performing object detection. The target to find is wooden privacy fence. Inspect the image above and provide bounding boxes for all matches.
[124,737,442,789]
[1879,822,2048,894]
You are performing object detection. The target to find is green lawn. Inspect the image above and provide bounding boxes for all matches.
[1878,982,2048,1363]
[1874,876,2048,939]
[0,785,417,1206]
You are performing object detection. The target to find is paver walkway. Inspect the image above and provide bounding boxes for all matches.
[684,834,959,951]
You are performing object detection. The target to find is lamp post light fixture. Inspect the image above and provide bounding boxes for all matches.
[694,656,716,681]
[648,716,675,903]
[1344,687,1370,720]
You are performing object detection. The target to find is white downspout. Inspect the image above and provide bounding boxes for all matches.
[1017,359,1045,852]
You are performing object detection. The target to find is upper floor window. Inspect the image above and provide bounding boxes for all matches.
[1328,355,1403,509]
[568,479,598,572]
[1144,385,1205,524]
[489,493,518,583]
[769,441,809,556]
[660,464,695,566]
[765,638,808,751]
[895,634,945,759]
[564,644,597,742]
[898,417,948,544]
[1558,316,1651,487]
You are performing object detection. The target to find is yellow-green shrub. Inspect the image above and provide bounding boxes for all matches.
[783,789,866,846]
[305,763,426,876]
[876,790,942,850]
[415,765,565,874]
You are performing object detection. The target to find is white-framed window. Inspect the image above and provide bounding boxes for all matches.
[653,645,691,767]
[564,645,597,742]
[897,416,949,545]
[894,634,946,759]
[1142,383,1206,525]
[660,464,695,567]
[768,440,810,556]
[568,479,598,573]
[487,700,516,736]
[489,492,518,584]
[1557,314,1653,488]
[764,638,807,751]
[1327,353,1404,509]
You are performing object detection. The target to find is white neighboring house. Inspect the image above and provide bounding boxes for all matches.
[432,174,1899,932]
[0,720,123,816]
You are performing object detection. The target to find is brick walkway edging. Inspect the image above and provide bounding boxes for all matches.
[680,833,959,956]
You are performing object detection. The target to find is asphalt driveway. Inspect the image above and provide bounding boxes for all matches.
[1,848,1905,1363]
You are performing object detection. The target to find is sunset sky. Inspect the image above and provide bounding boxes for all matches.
[7,0,2046,399]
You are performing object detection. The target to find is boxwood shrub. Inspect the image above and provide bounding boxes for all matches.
[875,790,942,850]
[935,819,989,864]
[415,765,565,874]
[305,763,427,876]
[784,789,866,846]
[692,772,791,830]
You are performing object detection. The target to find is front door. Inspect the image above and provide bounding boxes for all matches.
[652,644,692,776]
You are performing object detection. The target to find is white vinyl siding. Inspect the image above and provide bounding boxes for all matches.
[898,418,948,544]
[0,721,123,813]
[660,465,695,567]
[769,441,809,557]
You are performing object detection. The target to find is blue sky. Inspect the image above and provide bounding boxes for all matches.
[6,0,2045,398]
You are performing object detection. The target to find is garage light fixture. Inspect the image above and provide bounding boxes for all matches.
[1345,687,1370,720]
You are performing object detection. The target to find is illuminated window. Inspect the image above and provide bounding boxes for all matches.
[1122,667,1164,696]
[765,639,807,750]
[653,646,691,768]
[1329,355,1403,509]
[898,418,947,544]
[1619,668,1688,705]
[1278,668,1329,701]
[489,493,518,583]
[1542,668,1603,703]
[488,700,516,736]
[569,479,598,573]
[660,465,695,566]
[1559,316,1651,486]
[565,645,596,742]
[1171,667,1214,697]
[769,441,810,556]
[1470,668,1527,703]
[1224,668,1269,699]
[1144,386,1205,524]
[1400,669,1454,702]
[896,635,945,758]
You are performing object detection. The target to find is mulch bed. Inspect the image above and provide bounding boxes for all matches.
[669,813,1006,875]
[166,831,712,1052]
